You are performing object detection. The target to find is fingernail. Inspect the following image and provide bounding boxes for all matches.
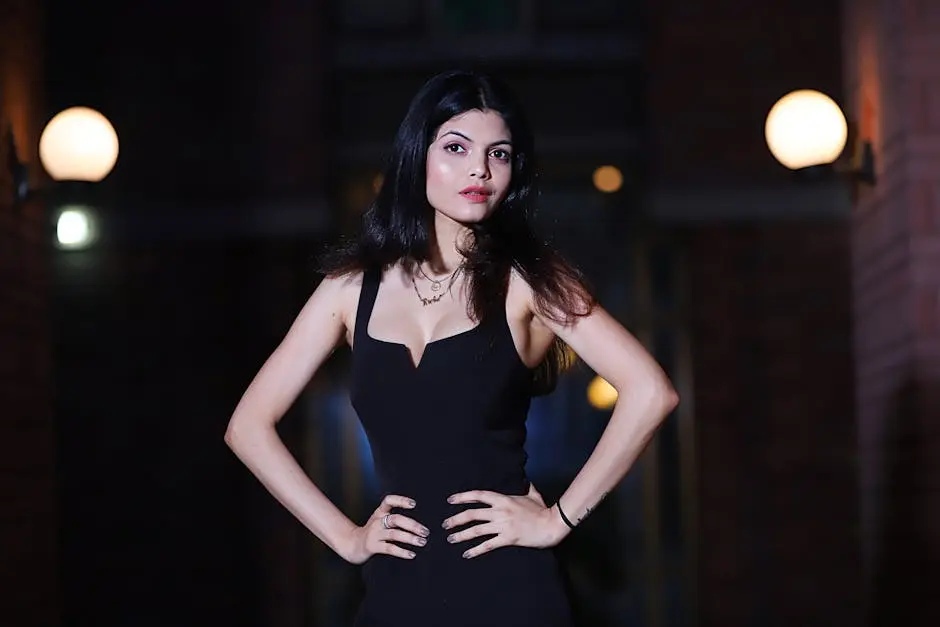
[462,550,470,559]
[408,551,416,558]
[408,499,416,507]
[447,496,455,504]
[420,527,430,536]
[441,521,449,530]
[447,535,455,543]
[417,537,427,546]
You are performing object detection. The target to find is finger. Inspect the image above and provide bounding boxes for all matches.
[447,490,501,506]
[377,494,416,513]
[387,514,430,538]
[462,536,505,559]
[377,540,416,560]
[386,528,428,548]
[446,522,498,545]
[442,508,492,530]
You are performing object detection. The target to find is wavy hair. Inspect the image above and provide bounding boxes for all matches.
[319,70,594,394]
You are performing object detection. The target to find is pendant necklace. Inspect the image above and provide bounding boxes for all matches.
[412,263,461,306]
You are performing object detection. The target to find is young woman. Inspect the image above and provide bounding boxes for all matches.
[225,70,678,626]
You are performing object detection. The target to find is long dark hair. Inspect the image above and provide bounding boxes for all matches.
[319,70,594,394]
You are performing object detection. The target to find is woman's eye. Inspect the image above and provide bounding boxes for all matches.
[444,143,465,153]
[491,149,511,161]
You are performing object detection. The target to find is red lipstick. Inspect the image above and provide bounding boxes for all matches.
[459,186,491,203]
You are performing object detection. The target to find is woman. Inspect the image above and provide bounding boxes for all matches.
[225,70,678,626]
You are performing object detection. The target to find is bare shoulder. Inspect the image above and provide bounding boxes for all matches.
[506,266,538,320]
[315,270,365,343]
[320,270,364,308]
[505,268,555,366]
[506,264,593,327]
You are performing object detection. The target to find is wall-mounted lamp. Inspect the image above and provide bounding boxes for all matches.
[39,106,119,184]
[765,89,875,186]
[6,105,119,204]
[6,107,118,250]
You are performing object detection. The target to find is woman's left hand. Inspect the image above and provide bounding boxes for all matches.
[442,483,570,558]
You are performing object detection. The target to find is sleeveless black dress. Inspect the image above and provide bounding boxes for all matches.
[349,268,574,627]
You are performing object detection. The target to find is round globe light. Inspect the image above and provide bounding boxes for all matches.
[39,107,119,182]
[765,90,848,170]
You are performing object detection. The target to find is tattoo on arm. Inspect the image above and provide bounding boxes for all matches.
[578,491,609,524]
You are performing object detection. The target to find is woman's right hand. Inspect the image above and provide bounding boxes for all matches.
[341,494,430,565]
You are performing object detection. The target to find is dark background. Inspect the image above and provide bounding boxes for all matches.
[2,0,938,626]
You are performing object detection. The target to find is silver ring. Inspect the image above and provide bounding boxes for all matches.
[382,513,392,530]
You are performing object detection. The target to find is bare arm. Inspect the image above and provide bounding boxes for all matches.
[442,279,679,556]
[538,299,679,538]
[224,274,357,558]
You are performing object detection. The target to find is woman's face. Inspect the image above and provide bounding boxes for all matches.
[425,108,513,226]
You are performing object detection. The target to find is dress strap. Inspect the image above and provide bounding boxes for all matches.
[354,266,382,346]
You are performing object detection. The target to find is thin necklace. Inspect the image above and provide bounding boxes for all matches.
[416,263,457,292]
[412,263,461,306]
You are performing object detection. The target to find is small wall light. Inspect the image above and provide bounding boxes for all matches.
[5,107,118,249]
[765,89,875,185]
[592,165,623,194]
[55,205,98,250]
[39,106,119,183]
[5,106,119,205]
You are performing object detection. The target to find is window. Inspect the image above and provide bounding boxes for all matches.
[335,0,425,34]
[537,0,638,31]
[436,0,524,33]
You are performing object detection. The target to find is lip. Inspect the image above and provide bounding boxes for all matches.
[459,186,492,195]
[459,188,492,204]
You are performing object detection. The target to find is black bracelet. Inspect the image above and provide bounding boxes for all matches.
[556,501,576,529]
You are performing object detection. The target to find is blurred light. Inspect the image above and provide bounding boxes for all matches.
[372,173,384,194]
[56,206,96,250]
[587,375,618,410]
[592,165,623,193]
[765,90,848,170]
[39,107,119,182]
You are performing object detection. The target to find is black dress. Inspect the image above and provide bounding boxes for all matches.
[350,268,574,627]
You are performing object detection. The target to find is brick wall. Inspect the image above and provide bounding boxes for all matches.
[0,1,59,625]
[842,1,940,624]
[648,0,844,186]
[649,0,861,625]
[682,223,859,626]
[53,240,309,626]
[45,0,331,623]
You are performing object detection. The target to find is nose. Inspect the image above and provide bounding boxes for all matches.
[468,153,490,179]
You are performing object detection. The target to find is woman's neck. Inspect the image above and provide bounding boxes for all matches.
[425,212,470,274]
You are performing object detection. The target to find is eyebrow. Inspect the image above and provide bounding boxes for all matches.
[440,130,512,148]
